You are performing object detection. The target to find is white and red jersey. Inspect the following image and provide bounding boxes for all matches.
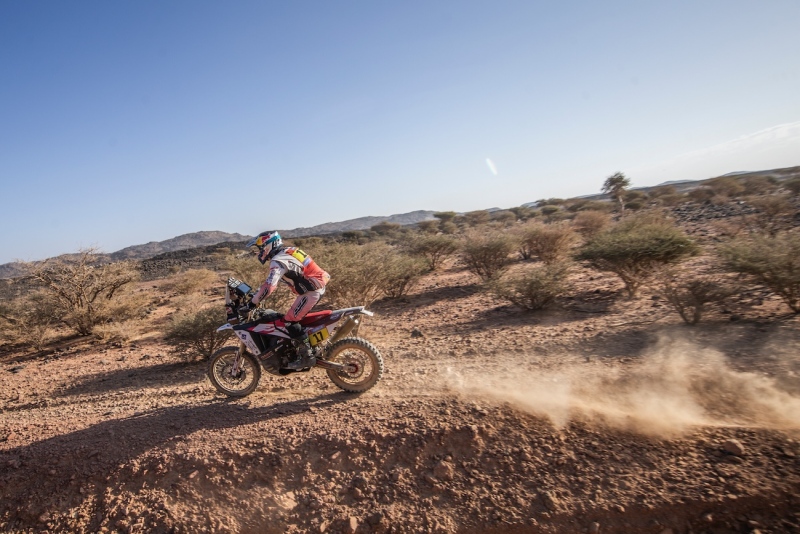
[253,247,330,303]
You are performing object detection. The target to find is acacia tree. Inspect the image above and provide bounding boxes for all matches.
[602,172,632,213]
[26,249,140,335]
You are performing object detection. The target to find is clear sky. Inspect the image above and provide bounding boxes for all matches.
[1,1,799,264]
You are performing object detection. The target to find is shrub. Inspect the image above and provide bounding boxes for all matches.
[515,222,576,263]
[464,210,491,227]
[745,194,795,236]
[461,231,516,282]
[407,234,459,270]
[164,306,234,361]
[742,176,778,195]
[509,206,537,221]
[572,210,611,239]
[382,255,428,299]
[164,268,220,296]
[659,270,734,325]
[688,188,714,203]
[416,220,440,234]
[370,221,402,236]
[440,221,458,234]
[490,262,571,311]
[25,250,141,336]
[576,216,699,297]
[0,290,58,351]
[624,200,644,211]
[785,177,800,196]
[316,242,396,307]
[490,210,516,226]
[707,177,745,198]
[718,233,800,313]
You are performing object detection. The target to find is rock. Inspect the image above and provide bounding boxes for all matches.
[589,522,600,534]
[723,439,746,456]
[411,328,424,338]
[542,491,561,512]
[433,460,455,481]
[344,516,358,534]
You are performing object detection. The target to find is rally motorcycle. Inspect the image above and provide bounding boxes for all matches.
[207,277,384,398]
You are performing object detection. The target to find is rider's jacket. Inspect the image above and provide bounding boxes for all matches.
[253,247,330,303]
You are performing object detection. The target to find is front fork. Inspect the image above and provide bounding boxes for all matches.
[230,342,247,375]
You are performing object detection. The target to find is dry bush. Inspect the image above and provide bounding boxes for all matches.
[490,210,517,226]
[163,268,220,296]
[688,188,714,203]
[707,177,745,198]
[658,269,735,325]
[742,176,778,195]
[407,234,459,270]
[26,250,141,336]
[576,215,699,298]
[93,318,150,345]
[572,210,611,239]
[0,290,58,351]
[460,230,516,282]
[745,195,795,236]
[370,221,402,236]
[515,222,576,263]
[509,206,537,221]
[382,255,429,299]
[657,193,688,207]
[164,306,234,361]
[490,262,572,311]
[464,210,491,227]
[315,242,408,307]
[718,232,800,313]
[785,177,800,196]
[416,220,440,234]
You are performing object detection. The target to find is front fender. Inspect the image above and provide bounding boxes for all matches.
[216,323,235,333]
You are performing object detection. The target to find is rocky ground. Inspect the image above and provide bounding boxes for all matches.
[2,224,800,533]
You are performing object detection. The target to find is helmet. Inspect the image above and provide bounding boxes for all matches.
[246,231,283,265]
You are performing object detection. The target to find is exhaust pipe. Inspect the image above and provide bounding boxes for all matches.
[329,316,360,343]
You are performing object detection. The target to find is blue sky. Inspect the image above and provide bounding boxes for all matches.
[1,1,799,264]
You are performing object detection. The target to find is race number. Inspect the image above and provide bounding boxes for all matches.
[309,328,329,347]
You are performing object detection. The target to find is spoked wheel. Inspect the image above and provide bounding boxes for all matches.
[207,346,261,397]
[324,337,384,393]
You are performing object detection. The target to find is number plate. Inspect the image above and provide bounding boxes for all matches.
[309,328,329,347]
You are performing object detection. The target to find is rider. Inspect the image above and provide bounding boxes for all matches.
[246,231,331,370]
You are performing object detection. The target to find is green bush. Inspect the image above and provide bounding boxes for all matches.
[490,262,571,311]
[718,232,800,313]
[461,231,516,282]
[576,216,699,297]
[165,307,234,361]
[407,234,459,270]
[316,242,405,307]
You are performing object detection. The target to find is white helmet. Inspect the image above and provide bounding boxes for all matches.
[246,231,283,265]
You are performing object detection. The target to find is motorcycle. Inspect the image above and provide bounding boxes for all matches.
[207,277,384,398]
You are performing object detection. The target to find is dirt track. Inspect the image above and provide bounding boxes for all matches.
[2,265,800,534]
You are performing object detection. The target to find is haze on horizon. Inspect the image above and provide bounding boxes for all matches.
[1,1,799,265]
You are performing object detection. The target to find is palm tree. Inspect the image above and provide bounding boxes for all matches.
[602,172,631,213]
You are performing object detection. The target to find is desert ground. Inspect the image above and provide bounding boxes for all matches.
[2,211,800,534]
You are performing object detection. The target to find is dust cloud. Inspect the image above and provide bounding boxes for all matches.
[443,336,800,437]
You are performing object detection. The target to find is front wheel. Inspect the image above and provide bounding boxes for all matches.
[207,346,261,397]
[324,337,384,393]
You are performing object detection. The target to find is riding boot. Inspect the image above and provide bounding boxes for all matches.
[285,323,315,370]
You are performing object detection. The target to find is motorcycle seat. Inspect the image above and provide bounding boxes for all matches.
[299,310,332,327]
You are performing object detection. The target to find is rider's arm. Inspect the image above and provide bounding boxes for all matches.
[252,263,286,305]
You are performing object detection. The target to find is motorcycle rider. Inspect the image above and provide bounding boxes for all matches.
[246,231,330,370]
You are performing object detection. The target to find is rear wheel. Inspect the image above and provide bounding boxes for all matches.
[324,337,383,393]
[207,346,261,397]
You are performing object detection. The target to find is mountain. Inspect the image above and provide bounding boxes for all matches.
[108,231,251,261]
[280,210,436,237]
